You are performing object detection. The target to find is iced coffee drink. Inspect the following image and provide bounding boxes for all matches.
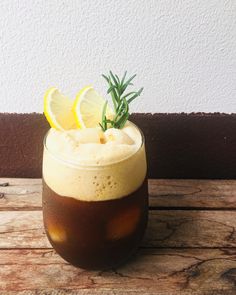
[43,71,147,269]
[43,122,147,269]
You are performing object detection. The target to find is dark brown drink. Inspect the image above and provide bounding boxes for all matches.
[43,179,148,270]
[43,122,147,269]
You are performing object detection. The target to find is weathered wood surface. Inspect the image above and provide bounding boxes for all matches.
[1,178,236,294]
[0,178,42,210]
[149,179,236,208]
[1,178,236,210]
[1,210,236,249]
[1,248,236,295]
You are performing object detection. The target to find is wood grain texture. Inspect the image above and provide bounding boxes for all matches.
[0,211,50,248]
[1,178,236,294]
[149,179,236,208]
[1,210,236,249]
[1,113,236,179]
[1,248,236,294]
[145,210,236,248]
[1,178,236,210]
[0,178,42,210]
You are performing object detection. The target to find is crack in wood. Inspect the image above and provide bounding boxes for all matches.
[149,218,189,242]
[148,215,236,247]
[228,226,236,242]
[0,227,43,234]
[110,269,153,281]
[155,188,202,198]
[171,257,236,291]
[0,182,9,187]
[0,191,41,196]
[200,219,236,244]
[221,268,236,286]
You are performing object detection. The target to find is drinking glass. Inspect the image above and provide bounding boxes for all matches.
[42,124,148,270]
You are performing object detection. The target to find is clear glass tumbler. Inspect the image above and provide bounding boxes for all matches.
[42,124,148,270]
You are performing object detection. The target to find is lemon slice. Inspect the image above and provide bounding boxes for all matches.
[44,87,76,130]
[73,85,113,128]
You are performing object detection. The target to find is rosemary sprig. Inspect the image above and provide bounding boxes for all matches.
[100,71,143,131]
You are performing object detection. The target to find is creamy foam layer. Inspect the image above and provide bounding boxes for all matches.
[43,121,147,201]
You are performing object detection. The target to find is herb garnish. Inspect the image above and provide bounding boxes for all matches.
[99,71,143,131]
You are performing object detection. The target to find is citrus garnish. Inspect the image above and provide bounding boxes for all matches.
[43,72,143,131]
[44,87,76,130]
[73,85,113,128]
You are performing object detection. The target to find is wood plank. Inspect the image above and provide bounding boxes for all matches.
[0,211,50,248]
[1,178,236,210]
[0,178,42,210]
[1,248,236,294]
[145,210,236,248]
[1,210,236,249]
[149,179,236,208]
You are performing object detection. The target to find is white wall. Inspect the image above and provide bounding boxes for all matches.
[0,0,235,114]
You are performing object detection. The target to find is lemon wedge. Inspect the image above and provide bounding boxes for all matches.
[73,85,113,128]
[44,87,76,130]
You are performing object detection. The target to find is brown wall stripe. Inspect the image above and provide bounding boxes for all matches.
[0,113,235,179]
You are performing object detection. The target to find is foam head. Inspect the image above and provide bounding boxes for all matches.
[43,121,147,201]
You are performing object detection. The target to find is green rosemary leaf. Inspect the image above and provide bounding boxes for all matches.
[114,99,129,128]
[110,71,123,95]
[114,113,127,128]
[127,87,144,104]
[123,97,129,113]
[119,112,129,129]
[127,93,139,104]
[121,71,127,86]
[102,74,109,83]
[113,101,124,121]
[107,85,116,94]
[101,71,143,131]
[109,71,119,88]
[120,74,136,94]
[115,74,120,84]
[108,77,118,110]
[104,116,107,130]
[122,91,137,100]
[99,123,105,132]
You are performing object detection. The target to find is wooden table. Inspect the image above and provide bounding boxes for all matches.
[1,178,236,295]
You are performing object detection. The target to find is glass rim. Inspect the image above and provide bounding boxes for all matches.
[43,121,145,169]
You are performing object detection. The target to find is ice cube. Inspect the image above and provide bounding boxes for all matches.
[106,207,140,240]
[122,123,142,145]
[47,223,67,243]
[68,128,103,144]
[104,128,134,145]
